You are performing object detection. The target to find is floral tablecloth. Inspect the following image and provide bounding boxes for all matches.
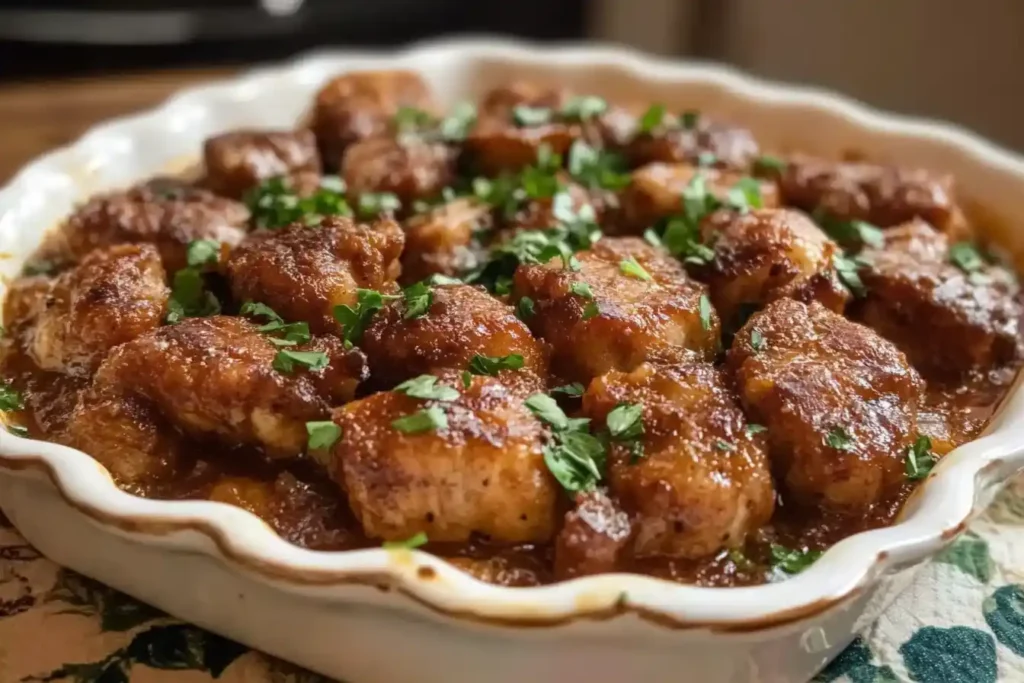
[5,478,1024,683]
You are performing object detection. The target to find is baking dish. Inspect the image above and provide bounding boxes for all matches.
[2,37,1024,683]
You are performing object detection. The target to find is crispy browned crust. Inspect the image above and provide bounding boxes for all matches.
[203,129,322,199]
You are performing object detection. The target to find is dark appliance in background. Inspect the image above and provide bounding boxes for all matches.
[0,0,587,80]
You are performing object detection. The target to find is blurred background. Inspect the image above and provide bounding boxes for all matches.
[1,0,1021,179]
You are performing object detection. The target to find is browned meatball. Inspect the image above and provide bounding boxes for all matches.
[342,136,456,208]
[583,362,775,559]
[857,220,1022,377]
[400,199,492,285]
[203,129,321,199]
[553,488,633,580]
[24,244,168,377]
[362,283,548,392]
[55,182,249,273]
[619,163,779,232]
[625,114,760,170]
[778,155,969,239]
[309,70,435,168]
[327,374,558,544]
[511,237,719,383]
[696,208,849,325]
[84,316,366,458]
[226,215,404,334]
[728,298,924,512]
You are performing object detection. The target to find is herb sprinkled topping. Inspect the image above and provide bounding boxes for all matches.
[770,544,823,575]
[333,289,399,346]
[245,176,351,229]
[950,241,985,273]
[560,95,608,122]
[272,349,329,374]
[392,405,448,434]
[394,375,460,402]
[356,192,402,219]
[525,392,606,493]
[745,423,767,437]
[825,426,854,451]
[305,421,341,451]
[680,110,700,130]
[905,435,937,480]
[754,154,787,174]
[166,239,223,325]
[240,301,311,346]
[0,383,24,412]
[833,253,868,297]
[512,105,553,128]
[699,293,714,331]
[439,102,477,142]
[383,532,428,550]
[637,103,666,134]
[468,353,525,376]
[607,402,645,462]
[402,281,434,320]
[550,383,586,398]
[619,257,652,281]
[516,296,535,321]
[750,329,765,352]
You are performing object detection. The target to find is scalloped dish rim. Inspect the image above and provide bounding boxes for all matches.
[1,37,1024,631]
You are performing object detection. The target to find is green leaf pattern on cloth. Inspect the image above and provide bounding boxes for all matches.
[899,627,997,683]
[983,585,1024,657]
[936,533,994,584]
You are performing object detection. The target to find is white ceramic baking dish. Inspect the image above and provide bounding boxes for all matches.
[2,37,1024,683]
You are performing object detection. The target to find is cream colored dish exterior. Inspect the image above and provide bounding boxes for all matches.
[2,38,1024,683]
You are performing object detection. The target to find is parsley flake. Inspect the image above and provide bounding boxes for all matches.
[745,423,767,437]
[395,375,460,402]
[905,435,937,480]
[516,296,535,321]
[637,103,666,134]
[754,154,787,174]
[512,105,552,127]
[402,281,433,320]
[439,102,477,141]
[306,421,341,451]
[571,281,595,299]
[393,106,435,134]
[461,370,472,389]
[357,192,401,219]
[560,95,608,122]
[272,349,329,374]
[245,176,352,229]
[833,253,868,297]
[551,383,585,398]
[770,544,823,575]
[619,257,652,281]
[333,289,398,346]
[240,301,310,346]
[825,426,854,451]
[186,239,220,268]
[750,329,765,352]
[699,293,714,331]
[383,532,428,550]
[950,242,985,273]
[391,405,448,434]
[818,216,885,249]
[0,383,23,412]
[166,263,220,325]
[714,439,735,452]
[607,403,644,442]
[468,354,524,376]
[680,110,700,130]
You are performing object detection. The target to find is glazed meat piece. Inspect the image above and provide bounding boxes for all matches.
[857,220,1023,377]
[342,136,456,208]
[619,163,779,232]
[309,69,435,168]
[81,316,366,458]
[553,488,633,580]
[400,198,492,285]
[625,114,760,171]
[54,182,249,273]
[728,298,924,512]
[327,373,558,543]
[24,244,168,377]
[203,129,322,199]
[696,208,849,326]
[582,362,775,559]
[226,215,404,334]
[362,283,547,392]
[778,155,969,238]
[511,237,719,383]
[3,275,53,330]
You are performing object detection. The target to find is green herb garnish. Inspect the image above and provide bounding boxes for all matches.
[905,435,937,480]
[551,383,586,398]
[526,392,606,493]
[560,95,608,122]
[239,301,311,346]
[395,375,460,402]
[439,102,477,141]
[680,110,700,130]
[357,192,402,219]
[745,423,767,437]
[699,293,713,331]
[383,532,428,550]
[512,105,553,127]
[825,426,854,451]
[468,353,525,376]
[950,242,985,273]
[637,103,666,134]
[516,296,535,321]
[306,421,342,451]
[391,405,448,434]
[0,383,23,412]
[402,281,433,320]
[750,329,765,352]
[272,350,329,374]
[245,176,352,230]
[770,544,823,575]
[186,239,220,268]
[619,257,652,281]
[333,289,399,346]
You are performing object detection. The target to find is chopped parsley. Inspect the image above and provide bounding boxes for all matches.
[770,544,823,575]
[699,294,714,331]
[516,296,535,321]
[560,95,608,122]
[468,353,524,376]
[526,392,607,493]
[817,215,884,249]
[714,439,735,452]
[391,405,448,434]
[582,300,600,320]
[512,105,552,127]
[607,402,645,462]
[619,257,652,281]
[950,241,985,273]
[825,426,854,451]
[245,176,352,230]
[333,289,398,346]
[239,301,310,346]
[725,177,763,211]
[750,329,765,352]
[166,246,221,325]
[525,393,570,430]
[905,435,937,480]
[680,110,700,130]
[393,106,435,134]
[439,102,477,141]
[566,140,631,191]
[395,375,460,402]
[0,383,23,412]
[305,421,341,451]
[637,103,666,134]
[570,281,595,299]
[356,192,402,219]
[551,382,586,398]
[833,253,868,297]
[402,281,433,320]
[186,239,220,268]
[383,532,429,550]
[754,154,787,174]
[461,370,473,389]
[697,151,718,167]
[272,349,329,374]
[745,423,767,437]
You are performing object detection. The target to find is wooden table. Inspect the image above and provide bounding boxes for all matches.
[0,68,234,183]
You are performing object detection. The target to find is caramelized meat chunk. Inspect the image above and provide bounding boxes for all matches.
[362,283,547,392]
[25,244,168,377]
[697,208,849,326]
[512,237,718,383]
[554,488,633,580]
[203,129,322,199]
[625,115,760,170]
[55,182,249,272]
[342,136,456,208]
[309,70,434,168]
[728,298,924,512]
[583,362,775,559]
[857,220,1023,376]
[4,275,54,330]
[84,316,366,458]
[779,155,968,238]
[227,215,404,334]
[399,198,492,285]
[619,163,779,232]
[328,374,558,543]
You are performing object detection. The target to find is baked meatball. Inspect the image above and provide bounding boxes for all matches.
[362,283,547,392]
[309,69,435,168]
[619,163,779,232]
[342,136,456,209]
[226,215,404,334]
[553,487,633,580]
[54,182,249,273]
[778,155,969,239]
[583,362,774,559]
[399,198,492,285]
[697,208,849,326]
[203,129,321,199]
[83,316,366,458]
[511,237,719,383]
[728,298,924,512]
[625,114,760,171]
[25,244,168,377]
[327,373,558,544]
[857,220,1023,377]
